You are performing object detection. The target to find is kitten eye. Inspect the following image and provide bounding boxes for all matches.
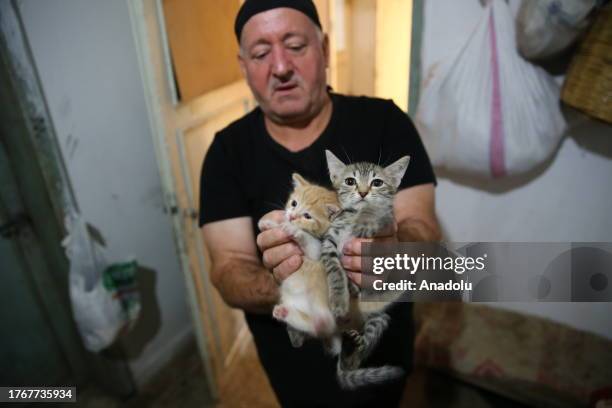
[303,213,312,219]
[291,200,298,207]
[344,177,356,186]
[371,179,384,187]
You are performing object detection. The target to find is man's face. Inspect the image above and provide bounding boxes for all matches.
[238,8,329,124]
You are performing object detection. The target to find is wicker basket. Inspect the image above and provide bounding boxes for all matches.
[561,4,612,124]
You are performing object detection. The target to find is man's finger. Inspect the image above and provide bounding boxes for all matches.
[341,255,363,272]
[343,235,398,256]
[256,228,292,252]
[258,210,286,231]
[262,242,302,270]
[273,254,303,282]
[342,238,374,256]
[342,239,370,256]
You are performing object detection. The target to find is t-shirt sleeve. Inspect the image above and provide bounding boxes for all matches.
[198,134,250,227]
[385,101,437,189]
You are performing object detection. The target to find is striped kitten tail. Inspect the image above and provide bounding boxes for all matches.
[336,364,405,390]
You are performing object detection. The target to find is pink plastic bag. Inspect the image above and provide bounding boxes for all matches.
[416,0,567,179]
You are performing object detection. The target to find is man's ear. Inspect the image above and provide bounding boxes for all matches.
[237,51,247,77]
[322,33,330,68]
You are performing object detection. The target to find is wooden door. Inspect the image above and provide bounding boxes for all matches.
[348,0,377,96]
[161,0,243,102]
[172,81,255,380]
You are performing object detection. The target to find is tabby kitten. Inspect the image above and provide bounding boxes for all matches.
[258,173,340,347]
[321,150,411,389]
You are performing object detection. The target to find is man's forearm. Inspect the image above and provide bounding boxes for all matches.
[397,217,442,242]
[211,258,279,314]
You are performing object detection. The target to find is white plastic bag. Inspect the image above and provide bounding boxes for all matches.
[517,0,596,60]
[62,212,125,352]
[416,0,567,179]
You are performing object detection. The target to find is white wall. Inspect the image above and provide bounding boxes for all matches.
[422,0,612,339]
[17,0,192,385]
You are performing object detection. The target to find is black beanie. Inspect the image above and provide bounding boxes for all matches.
[234,0,322,42]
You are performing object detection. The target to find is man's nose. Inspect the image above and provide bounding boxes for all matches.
[271,49,292,77]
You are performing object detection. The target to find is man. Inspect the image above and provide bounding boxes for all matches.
[199,1,441,406]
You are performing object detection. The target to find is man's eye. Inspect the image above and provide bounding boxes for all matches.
[371,179,384,187]
[252,50,269,60]
[303,213,312,219]
[345,178,356,186]
[291,200,298,207]
[288,44,305,51]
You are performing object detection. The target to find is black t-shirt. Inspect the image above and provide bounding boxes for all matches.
[199,93,436,407]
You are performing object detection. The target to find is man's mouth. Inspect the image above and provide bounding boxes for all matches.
[274,83,298,92]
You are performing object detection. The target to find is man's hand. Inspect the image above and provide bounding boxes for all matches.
[256,210,303,284]
[342,223,397,287]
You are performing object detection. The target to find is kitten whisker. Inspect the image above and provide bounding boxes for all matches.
[265,201,286,211]
[340,145,353,164]
[383,152,393,167]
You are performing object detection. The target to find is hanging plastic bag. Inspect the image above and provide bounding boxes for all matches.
[62,211,140,352]
[416,0,567,179]
[516,0,597,60]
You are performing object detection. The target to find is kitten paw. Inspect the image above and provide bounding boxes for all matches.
[340,334,363,370]
[287,328,305,348]
[258,219,279,231]
[280,222,300,237]
[345,329,365,350]
[348,280,360,297]
[353,225,375,238]
[329,282,350,320]
[272,305,288,321]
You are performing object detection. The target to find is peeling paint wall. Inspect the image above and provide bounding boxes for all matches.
[16,0,192,385]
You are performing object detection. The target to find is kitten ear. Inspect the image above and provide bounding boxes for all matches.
[385,156,410,189]
[325,150,346,184]
[292,173,308,187]
[325,203,341,220]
